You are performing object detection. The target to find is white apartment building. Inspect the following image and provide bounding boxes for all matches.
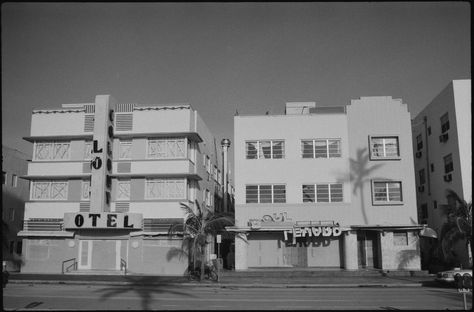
[19,95,227,274]
[230,98,423,271]
[412,79,472,269]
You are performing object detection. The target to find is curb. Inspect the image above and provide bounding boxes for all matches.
[7,280,424,288]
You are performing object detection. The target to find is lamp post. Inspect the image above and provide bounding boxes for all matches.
[221,139,231,212]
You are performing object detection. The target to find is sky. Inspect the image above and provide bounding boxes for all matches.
[1,2,471,170]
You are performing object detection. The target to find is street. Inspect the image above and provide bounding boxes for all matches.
[3,283,472,310]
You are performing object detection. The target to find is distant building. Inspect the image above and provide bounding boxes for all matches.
[229,98,422,271]
[412,79,471,269]
[19,95,229,274]
[2,145,30,271]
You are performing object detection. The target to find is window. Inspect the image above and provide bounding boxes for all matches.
[84,141,93,160]
[213,165,218,181]
[301,139,341,158]
[187,141,196,163]
[31,180,68,200]
[393,231,408,246]
[303,183,343,202]
[206,156,211,174]
[430,163,434,172]
[246,140,285,159]
[119,140,132,159]
[245,184,286,203]
[204,189,211,207]
[427,126,431,135]
[444,154,453,173]
[416,134,423,151]
[433,200,438,209]
[81,180,91,200]
[421,203,428,219]
[2,171,6,185]
[372,181,402,204]
[145,178,186,199]
[117,180,131,200]
[370,136,400,159]
[11,174,18,187]
[440,113,450,133]
[147,138,186,159]
[16,241,22,255]
[34,141,70,160]
[418,169,426,185]
[9,208,15,221]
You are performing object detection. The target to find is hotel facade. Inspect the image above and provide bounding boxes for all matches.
[412,79,472,269]
[2,146,30,271]
[230,98,423,271]
[19,95,227,275]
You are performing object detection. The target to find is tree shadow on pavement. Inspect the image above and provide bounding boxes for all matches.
[98,276,196,310]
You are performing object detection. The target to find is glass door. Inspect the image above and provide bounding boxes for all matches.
[78,240,92,269]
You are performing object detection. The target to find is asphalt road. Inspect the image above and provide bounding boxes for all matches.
[3,283,472,310]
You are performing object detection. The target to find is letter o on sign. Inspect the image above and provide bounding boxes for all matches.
[91,157,102,170]
[75,214,84,227]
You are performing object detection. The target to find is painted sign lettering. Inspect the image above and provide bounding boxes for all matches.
[91,157,102,170]
[64,212,142,230]
[283,226,342,243]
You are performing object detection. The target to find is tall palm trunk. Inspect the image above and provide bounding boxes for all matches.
[200,248,205,281]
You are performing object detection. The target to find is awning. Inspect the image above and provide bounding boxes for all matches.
[419,227,438,239]
[17,231,75,238]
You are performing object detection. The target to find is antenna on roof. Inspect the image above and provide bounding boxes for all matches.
[235,109,239,116]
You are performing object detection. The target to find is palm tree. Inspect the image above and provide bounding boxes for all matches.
[438,189,472,268]
[168,200,234,281]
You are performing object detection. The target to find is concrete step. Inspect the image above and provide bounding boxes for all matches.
[65,270,125,276]
[220,269,431,278]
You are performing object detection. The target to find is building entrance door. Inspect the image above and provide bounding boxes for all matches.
[91,240,120,270]
[357,231,379,269]
[78,240,92,270]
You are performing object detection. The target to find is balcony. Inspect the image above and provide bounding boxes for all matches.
[112,159,198,179]
[27,161,90,179]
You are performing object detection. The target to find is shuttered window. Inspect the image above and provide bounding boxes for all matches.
[147,138,186,159]
[31,180,68,200]
[301,139,341,158]
[246,140,285,159]
[303,183,343,203]
[373,181,402,203]
[245,184,286,203]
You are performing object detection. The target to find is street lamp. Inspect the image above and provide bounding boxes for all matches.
[221,138,231,212]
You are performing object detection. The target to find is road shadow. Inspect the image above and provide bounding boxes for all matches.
[98,275,196,310]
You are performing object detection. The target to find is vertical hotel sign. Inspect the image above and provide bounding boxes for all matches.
[90,95,115,213]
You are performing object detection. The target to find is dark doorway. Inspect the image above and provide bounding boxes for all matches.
[357,231,379,269]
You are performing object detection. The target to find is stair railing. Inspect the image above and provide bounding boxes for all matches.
[62,258,77,274]
[120,258,127,275]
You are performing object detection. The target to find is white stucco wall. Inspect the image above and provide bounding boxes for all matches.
[453,79,472,203]
[24,202,80,218]
[412,80,471,234]
[347,97,418,226]
[30,111,85,136]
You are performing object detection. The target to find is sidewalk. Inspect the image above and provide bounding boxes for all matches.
[7,270,438,288]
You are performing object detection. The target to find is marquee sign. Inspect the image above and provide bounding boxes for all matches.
[90,95,115,213]
[64,212,142,230]
[283,225,342,241]
[247,212,342,244]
